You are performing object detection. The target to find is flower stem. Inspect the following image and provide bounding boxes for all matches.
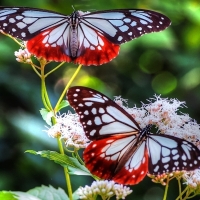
[40,60,53,111]
[45,62,65,77]
[54,64,82,112]
[163,176,170,200]
[57,138,73,200]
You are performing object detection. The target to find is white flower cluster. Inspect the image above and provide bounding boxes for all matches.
[183,169,200,189]
[114,95,200,188]
[115,95,200,144]
[14,48,31,63]
[77,180,132,200]
[46,112,90,149]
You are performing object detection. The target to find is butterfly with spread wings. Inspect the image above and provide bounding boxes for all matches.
[67,86,200,185]
[0,7,171,65]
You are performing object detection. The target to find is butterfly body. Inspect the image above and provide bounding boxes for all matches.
[0,7,171,65]
[67,86,200,185]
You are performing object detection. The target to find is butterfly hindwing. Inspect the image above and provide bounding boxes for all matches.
[147,134,200,175]
[83,133,148,185]
[67,86,140,140]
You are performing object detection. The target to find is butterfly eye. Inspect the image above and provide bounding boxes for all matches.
[0,7,171,65]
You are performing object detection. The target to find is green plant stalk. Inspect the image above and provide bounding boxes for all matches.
[54,64,82,112]
[45,62,65,77]
[40,61,53,111]
[163,176,170,200]
[57,138,73,200]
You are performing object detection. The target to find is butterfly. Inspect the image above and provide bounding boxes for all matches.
[67,86,200,185]
[0,7,171,66]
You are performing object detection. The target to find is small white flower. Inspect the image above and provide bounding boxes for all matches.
[114,95,200,143]
[183,169,200,189]
[77,180,132,200]
[14,48,31,63]
[45,112,90,149]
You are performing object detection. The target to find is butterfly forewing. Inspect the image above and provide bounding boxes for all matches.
[147,134,200,175]
[67,86,140,140]
[0,7,171,65]
[81,9,171,44]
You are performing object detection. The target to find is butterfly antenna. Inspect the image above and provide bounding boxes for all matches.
[71,5,75,11]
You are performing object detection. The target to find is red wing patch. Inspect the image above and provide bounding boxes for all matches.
[113,148,148,185]
[27,30,119,66]
[83,134,149,185]
[74,35,120,66]
[26,30,72,63]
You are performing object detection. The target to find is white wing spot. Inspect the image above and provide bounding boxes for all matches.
[162,156,170,163]
[181,154,187,160]
[137,27,142,31]
[21,32,26,37]
[90,130,96,136]
[174,161,179,166]
[94,116,102,125]
[78,103,83,107]
[90,46,95,50]
[84,110,89,115]
[3,23,7,26]
[73,93,78,97]
[119,25,129,32]
[140,19,148,24]
[97,46,102,50]
[12,28,16,32]
[128,32,132,36]
[99,108,105,113]
[9,18,16,23]
[164,164,169,169]
[154,165,159,173]
[172,149,178,155]
[87,120,92,125]
[147,25,152,29]
[85,102,93,106]
[118,36,123,41]
[16,22,27,29]
[91,108,97,114]
[16,15,23,20]
[92,143,97,148]
[123,18,131,23]
[131,21,137,27]
[172,154,179,160]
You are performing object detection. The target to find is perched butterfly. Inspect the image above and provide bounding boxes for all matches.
[67,86,200,185]
[0,7,171,65]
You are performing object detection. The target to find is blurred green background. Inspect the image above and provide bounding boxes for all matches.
[0,0,200,199]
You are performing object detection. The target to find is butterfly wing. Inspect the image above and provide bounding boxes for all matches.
[0,7,72,62]
[80,9,171,45]
[147,134,200,174]
[84,133,149,185]
[67,86,149,185]
[67,86,140,140]
[0,7,171,65]
[74,9,171,65]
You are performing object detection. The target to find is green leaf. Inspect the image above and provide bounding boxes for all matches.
[0,191,41,200]
[39,108,54,126]
[0,191,17,200]
[57,100,69,111]
[26,150,92,176]
[72,189,81,200]
[28,185,68,200]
